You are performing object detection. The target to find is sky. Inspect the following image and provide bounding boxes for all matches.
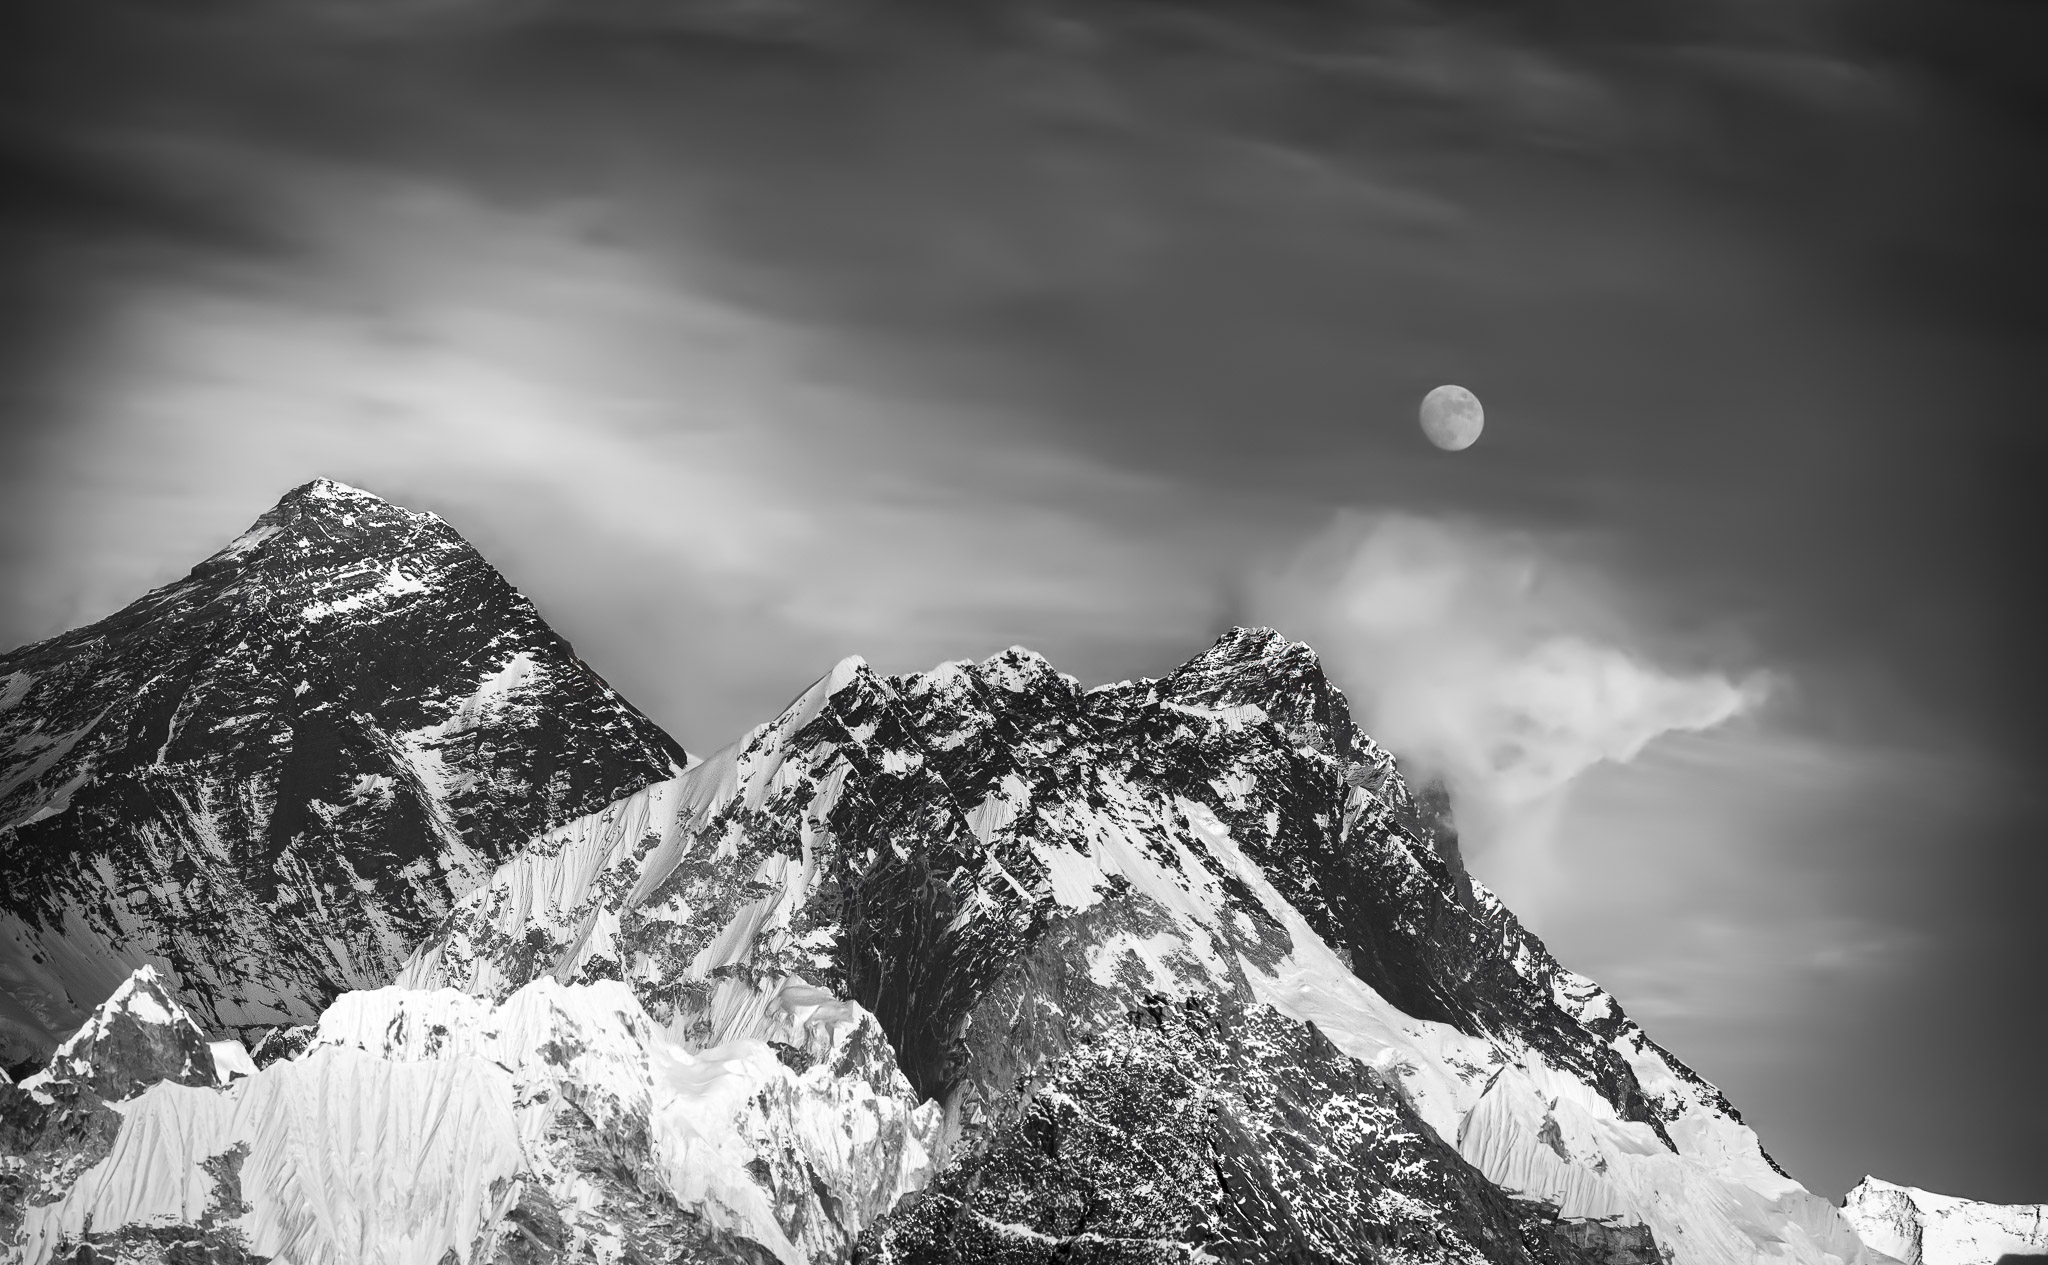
[1,0,2040,1202]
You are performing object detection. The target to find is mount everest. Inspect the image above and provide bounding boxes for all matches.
[0,480,2032,1264]
[0,479,685,1064]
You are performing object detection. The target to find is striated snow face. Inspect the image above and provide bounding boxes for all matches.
[1843,1176,2048,1265]
[9,975,937,1265]
[14,1048,527,1265]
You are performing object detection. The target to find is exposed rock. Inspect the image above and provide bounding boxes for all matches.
[245,1026,315,1070]
[856,993,1636,1265]
[0,479,687,1061]
[18,967,215,1103]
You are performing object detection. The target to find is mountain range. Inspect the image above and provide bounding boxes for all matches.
[0,480,2037,1265]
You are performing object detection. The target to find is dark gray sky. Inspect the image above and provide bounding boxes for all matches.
[2,0,2039,1202]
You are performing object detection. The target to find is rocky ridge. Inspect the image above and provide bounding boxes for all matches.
[0,479,688,1060]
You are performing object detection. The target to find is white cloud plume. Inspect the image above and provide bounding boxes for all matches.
[1259,511,1768,901]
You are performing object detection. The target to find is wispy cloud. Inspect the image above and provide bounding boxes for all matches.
[5,160,1232,744]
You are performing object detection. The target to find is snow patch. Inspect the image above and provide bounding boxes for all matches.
[213,522,281,560]
[209,1038,258,1084]
[0,670,33,714]
[299,557,431,622]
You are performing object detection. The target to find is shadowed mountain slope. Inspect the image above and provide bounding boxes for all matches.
[0,479,687,1059]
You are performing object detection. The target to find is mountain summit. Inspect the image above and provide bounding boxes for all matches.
[1842,1177,2048,1264]
[0,479,687,1061]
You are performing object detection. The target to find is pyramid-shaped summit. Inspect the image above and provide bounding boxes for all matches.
[21,964,218,1102]
[0,479,689,1063]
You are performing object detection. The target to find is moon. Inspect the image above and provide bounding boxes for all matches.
[1419,384,1484,451]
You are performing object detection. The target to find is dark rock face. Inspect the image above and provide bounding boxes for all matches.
[31,965,216,1102]
[0,1081,123,1252]
[1539,1219,1665,1265]
[1127,635,1691,1147]
[857,995,1621,1265]
[246,1023,316,1069]
[0,479,687,1056]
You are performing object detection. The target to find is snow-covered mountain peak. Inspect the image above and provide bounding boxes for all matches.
[7,973,939,1265]
[0,480,686,1064]
[17,965,216,1103]
[1151,624,1364,764]
[202,476,440,570]
[972,645,1068,693]
[1843,1176,2048,1265]
[295,476,386,504]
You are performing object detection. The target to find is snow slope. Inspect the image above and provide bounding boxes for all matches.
[1843,1176,2048,1265]
[7,967,937,1265]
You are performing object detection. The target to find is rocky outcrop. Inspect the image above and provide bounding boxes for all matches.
[856,992,1650,1265]
[0,479,687,1059]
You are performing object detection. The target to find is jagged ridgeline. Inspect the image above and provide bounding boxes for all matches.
[0,480,688,1060]
[1,481,1891,1265]
[398,635,1870,1264]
